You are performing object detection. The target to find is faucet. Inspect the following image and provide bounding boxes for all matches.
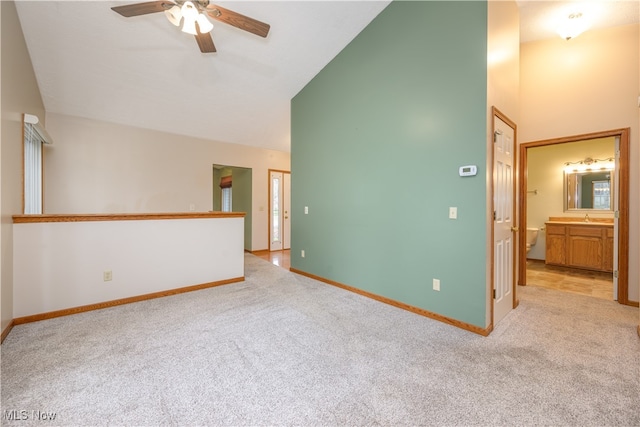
[584,213,590,222]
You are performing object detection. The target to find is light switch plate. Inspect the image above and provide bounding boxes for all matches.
[449,207,457,219]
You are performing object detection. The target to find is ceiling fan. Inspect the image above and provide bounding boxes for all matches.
[111,0,270,53]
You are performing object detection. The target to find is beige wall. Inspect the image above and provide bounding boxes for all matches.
[0,1,46,333]
[488,1,520,121]
[487,0,520,325]
[43,113,290,251]
[14,217,244,318]
[520,24,640,303]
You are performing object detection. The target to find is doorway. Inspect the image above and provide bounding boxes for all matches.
[269,169,291,252]
[213,164,253,251]
[517,128,630,305]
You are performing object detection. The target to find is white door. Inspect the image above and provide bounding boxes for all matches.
[613,136,620,299]
[493,113,516,325]
[283,172,291,250]
[269,171,291,251]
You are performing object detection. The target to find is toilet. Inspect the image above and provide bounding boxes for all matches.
[526,228,539,253]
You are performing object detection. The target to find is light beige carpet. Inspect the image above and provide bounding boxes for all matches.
[2,253,638,426]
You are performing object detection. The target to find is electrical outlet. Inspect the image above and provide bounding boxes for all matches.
[189,203,195,211]
[301,250,305,258]
[103,270,113,282]
[433,278,440,291]
[449,207,457,219]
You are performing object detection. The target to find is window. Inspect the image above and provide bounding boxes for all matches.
[592,180,611,210]
[23,121,44,214]
[220,175,232,212]
[221,187,232,212]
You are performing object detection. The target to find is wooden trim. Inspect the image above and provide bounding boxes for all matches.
[518,129,630,306]
[1,320,15,344]
[518,142,528,287]
[290,268,492,337]
[13,211,245,224]
[637,324,640,339]
[219,175,232,188]
[12,276,244,326]
[251,249,270,256]
[520,128,630,148]
[624,300,638,308]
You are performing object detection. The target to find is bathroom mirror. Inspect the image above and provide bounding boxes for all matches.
[564,170,614,211]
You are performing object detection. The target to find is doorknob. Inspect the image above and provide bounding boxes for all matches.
[511,226,519,232]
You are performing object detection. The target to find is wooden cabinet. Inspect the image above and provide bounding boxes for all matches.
[545,224,566,265]
[603,227,614,272]
[545,222,613,273]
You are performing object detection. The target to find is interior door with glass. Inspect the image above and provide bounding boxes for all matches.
[270,170,291,251]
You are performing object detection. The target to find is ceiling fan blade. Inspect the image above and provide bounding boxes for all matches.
[111,1,173,17]
[195,30,216,53]
[206,4,270,38]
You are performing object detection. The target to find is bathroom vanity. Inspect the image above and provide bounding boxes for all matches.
[545,219,614,273]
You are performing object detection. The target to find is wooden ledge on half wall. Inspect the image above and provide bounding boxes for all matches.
[13,211,245,223]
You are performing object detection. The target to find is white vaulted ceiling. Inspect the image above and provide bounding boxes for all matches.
[16,1,392,152]
[15,1,639,152]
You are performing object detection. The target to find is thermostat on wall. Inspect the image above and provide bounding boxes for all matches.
[459,165,477,177]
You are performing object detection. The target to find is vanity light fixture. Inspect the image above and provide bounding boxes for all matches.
[564,157,614,173]
[557,12,589,40]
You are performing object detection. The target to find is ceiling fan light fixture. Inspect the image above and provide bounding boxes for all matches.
[165,5,182,26]
[182,19,198,35]
[196,13,214,33]
[180,1,199,35]
[181,1,199,20]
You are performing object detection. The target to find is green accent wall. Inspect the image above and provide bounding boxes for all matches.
[291,1,489,327]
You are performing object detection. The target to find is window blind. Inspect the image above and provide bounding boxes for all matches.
[24,123,43,214]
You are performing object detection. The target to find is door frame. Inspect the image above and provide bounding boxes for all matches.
[268,169,291,252]
[517,128,630,305]
[491,107,518,327]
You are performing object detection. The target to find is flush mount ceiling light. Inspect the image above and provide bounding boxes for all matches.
[557,12,590,40]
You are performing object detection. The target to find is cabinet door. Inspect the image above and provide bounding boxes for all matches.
[603,228,614,272]
[545,225,566,265]
[567,227,603,270]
